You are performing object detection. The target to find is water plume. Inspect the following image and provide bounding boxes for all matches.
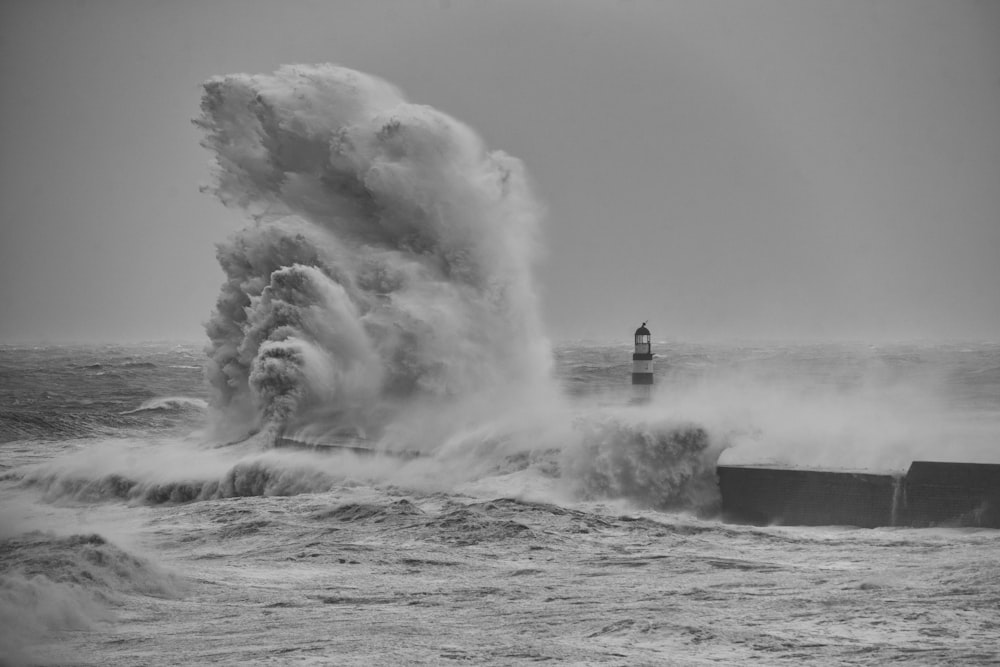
[0,532,180,663]
[197,64,553,444]
[550,403,725,514]
[190,64,734,512]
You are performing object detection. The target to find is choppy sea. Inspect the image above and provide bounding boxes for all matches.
[2,341,999,665]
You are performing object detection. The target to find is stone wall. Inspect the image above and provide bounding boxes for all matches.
[717,462,1000,528]
[900,461,1000,528]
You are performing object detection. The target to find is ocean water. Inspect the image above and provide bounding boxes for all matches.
[2,340,999,666]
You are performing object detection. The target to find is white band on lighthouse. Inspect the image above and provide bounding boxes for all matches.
[632,359,653,374]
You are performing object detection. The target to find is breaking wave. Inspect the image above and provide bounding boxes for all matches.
[16,412,725,516]
[196,64,554,444]
[0,532,181,662]
[187,63,726,512]
[122,396,209,414]
[564,412,723,514]
[22,457,341,505]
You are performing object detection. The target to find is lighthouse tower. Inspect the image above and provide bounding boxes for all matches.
[632,322,653,402]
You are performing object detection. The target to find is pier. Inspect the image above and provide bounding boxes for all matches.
[717,461,1000,528]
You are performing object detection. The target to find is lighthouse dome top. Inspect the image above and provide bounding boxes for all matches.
[634,322,650,337]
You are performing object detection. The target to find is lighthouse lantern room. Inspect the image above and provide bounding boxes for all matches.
[632,322,653,401]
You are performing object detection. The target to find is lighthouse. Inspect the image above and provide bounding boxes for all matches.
[632,322,653,402]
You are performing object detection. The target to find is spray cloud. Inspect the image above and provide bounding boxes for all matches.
[197,64,554,444]
[190,63,723,511]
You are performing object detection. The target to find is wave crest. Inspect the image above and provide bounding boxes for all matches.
[0,532,181,661]
[122,396,209,414]
[562,413,725,514]
[197,64,552,442]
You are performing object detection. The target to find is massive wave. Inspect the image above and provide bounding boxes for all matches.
[196,64,554,445]
[188,63,723,511]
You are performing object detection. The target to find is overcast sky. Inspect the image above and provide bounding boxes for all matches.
[1,0,998,343]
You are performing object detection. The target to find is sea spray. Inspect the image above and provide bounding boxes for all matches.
[189,63,735,510]
[562,408,724,514]
[121,396,209,415]
[651,353,964,473]
[196,64,554,444]
[0,532,181,663]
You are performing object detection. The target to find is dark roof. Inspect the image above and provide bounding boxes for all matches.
[635,323,650,336]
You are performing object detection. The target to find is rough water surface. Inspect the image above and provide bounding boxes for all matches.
[2,341,999,666]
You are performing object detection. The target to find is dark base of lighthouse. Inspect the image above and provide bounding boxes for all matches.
[717,461,1000,528]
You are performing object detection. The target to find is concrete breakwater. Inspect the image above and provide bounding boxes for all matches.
[717,461,1000,528]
